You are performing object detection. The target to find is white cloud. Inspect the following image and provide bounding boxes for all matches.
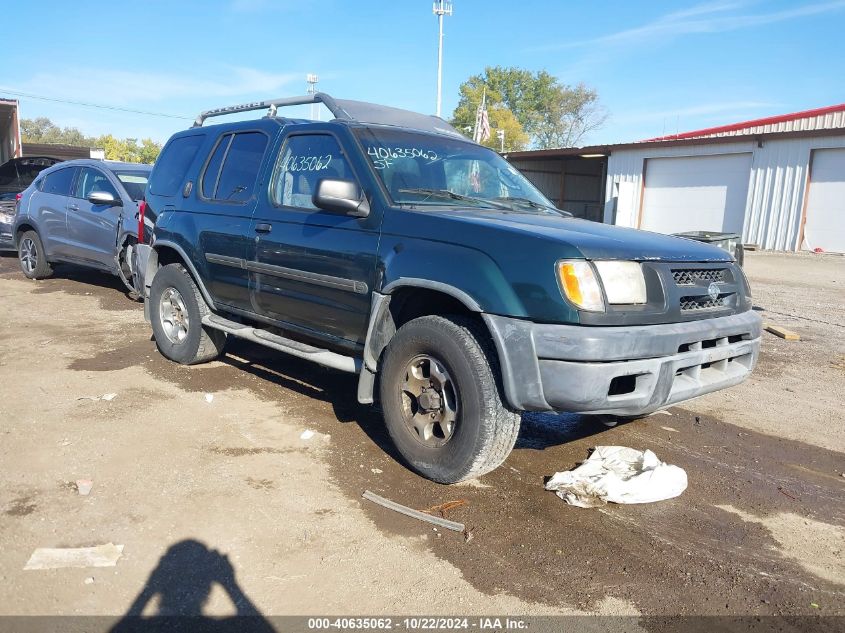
[17,65,301,108]
[530,0,845,52]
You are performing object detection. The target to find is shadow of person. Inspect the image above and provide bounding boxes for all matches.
[110,539,275,633]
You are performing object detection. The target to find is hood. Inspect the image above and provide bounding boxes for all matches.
[427,207,733,262]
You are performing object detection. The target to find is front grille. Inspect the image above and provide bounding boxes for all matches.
[672,268,727,285]
[680,295,729,311]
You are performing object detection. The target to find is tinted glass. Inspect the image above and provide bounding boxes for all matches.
[272,134,356,210]
[74,168,119,200]
[114,171,150,201]
[201,134,232,198]
[42,167,77,196]
[148,134,204,196]
[213,132,267,202]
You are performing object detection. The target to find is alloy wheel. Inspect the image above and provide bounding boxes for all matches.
[400,354,459,447]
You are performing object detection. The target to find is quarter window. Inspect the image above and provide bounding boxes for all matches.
[41,167,77,196]
[148,134,204,197]
[201,132,268,202]
[272,134,357,210]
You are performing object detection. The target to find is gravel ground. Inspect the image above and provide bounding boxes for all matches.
[0,250,842,629]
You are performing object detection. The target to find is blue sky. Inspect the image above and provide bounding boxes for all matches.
[2,0,843,146]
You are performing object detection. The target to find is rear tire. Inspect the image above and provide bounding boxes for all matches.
[379,315,520,483]
[149,263,226,365]
[18,230,52,280]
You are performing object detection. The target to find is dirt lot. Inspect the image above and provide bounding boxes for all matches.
[0,251,843,626]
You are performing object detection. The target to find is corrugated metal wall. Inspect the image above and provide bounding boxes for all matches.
[509,158,562,205]
[604,134,845,250]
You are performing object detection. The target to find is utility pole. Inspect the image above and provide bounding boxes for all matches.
[306,73,319,120]
[433,0,453,118]
[496,129,505,153]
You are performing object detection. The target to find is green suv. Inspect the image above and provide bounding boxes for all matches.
[136,94,761,483]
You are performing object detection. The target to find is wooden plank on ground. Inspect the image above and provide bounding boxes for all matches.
[763,323,801,341]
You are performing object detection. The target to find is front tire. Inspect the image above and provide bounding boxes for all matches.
[149,263,226,365]
[379,315,521,483]
[18,230,52,280]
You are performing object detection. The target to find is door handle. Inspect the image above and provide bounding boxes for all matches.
[254,223,272,234]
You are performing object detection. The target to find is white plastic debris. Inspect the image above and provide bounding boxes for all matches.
[77,393,117,402]
[545,446,687,508]
[76,479,93,496]
[24,543,124,570]
[204,393,214,403]
[371,468,383,474]
[300,430,315,440]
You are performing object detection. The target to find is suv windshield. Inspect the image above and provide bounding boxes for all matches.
[355,127,560,214]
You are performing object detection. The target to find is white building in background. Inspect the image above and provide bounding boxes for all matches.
[507,103,845,254]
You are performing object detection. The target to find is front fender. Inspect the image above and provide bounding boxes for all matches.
[378,237,526,317]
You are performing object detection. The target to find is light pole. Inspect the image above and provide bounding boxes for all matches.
[306,73,319,120]
[433,0,453,118]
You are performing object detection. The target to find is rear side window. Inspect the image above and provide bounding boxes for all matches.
[201,134,231,198]
[148,135,204,196]
[201,131,268,203]
[42,167,77,196]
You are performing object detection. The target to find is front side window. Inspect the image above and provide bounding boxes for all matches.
[74,167,119,200]
[201,132,268,203]
[41,167,77,196]
[271,134,357,210]
[355,127,558,214]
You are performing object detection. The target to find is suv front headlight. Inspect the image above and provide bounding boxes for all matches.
[556,260,604,312]
[594,261,647,305]
[557,260,647,311]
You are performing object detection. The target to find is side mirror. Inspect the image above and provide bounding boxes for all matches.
[313,179,369,218]
[88,190,121,206]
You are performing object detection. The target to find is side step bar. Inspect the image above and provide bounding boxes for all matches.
[202,314,360,373]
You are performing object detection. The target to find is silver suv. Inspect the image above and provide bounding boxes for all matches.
[13,159,151,292]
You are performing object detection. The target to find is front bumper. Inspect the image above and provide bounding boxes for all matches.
[483,310,761,415]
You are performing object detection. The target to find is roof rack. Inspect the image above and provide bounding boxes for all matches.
[192,92,464,138]
[193,92,349,127]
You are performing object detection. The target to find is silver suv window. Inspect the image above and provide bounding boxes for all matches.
[42,167,77,196]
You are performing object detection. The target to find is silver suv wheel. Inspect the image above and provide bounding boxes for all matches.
[20,237,37,274]
[159,286,190,343]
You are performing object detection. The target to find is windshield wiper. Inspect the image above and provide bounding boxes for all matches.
[492,196,570,215]
[397,188,510,209]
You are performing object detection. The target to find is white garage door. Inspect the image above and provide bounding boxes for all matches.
[804,148,845,254]
[640,153,752,235]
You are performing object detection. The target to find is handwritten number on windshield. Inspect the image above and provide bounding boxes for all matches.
[366,146,438,169]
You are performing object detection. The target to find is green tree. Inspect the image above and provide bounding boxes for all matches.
[452,67,607,149]
[21,117,95,146]
[20,118,161,163]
